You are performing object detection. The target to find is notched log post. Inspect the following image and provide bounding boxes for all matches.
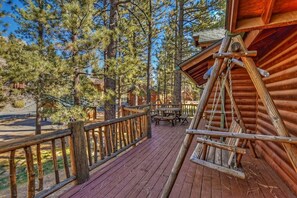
[69,121,89,184]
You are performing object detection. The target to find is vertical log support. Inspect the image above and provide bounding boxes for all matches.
[161,36,231,198]
[24,147,35,198]
[234,35,297,172]
[145,107,152,138]
[120,105,124,117]
[10,150,17,198]
[69,121,90,184]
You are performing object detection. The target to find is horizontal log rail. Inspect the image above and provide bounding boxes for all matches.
[186,129,297,144]
[0,110,151,198]
[0,129,71,153]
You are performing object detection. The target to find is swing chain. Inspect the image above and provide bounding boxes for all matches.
[228,59,235,122]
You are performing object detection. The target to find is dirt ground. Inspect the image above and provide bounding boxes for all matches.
[0,117,63,141]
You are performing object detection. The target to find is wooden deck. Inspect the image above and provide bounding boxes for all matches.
[61,120,296,198]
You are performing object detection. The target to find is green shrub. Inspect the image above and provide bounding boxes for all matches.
[13,100,25,108]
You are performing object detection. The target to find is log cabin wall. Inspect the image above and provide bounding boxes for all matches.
[254,32,297,194]
[205,68,257,131]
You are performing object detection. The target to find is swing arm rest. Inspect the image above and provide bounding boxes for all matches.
[187,129,297,144]
[196,137,246,154]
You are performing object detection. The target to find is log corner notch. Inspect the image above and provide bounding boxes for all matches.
[69,121,90,184]
[233,35,297,173]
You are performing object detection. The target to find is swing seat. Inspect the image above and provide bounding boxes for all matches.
[190,120,246,179]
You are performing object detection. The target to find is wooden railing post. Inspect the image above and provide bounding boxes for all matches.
[145,107,152,138]
[120,105,125,117]
[69,121,89,184]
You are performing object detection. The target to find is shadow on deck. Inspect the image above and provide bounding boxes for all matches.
[61,120,295,198]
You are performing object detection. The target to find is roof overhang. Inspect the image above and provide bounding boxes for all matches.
[226,0,297,33]
[180,41,221,85]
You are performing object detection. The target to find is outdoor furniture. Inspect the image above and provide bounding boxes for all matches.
[150,112,158,122]
[154,115,176,126]
[156,107,181,122]
[179,114,188,125]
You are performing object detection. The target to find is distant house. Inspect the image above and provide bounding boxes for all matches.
[89,77,104,92]
[193,28,225,49]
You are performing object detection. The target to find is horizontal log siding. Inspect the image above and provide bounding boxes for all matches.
[205,68,257,131]
[256,41,297,194]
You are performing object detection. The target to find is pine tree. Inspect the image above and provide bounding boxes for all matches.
[12,0,63,134]
[53,0,108,121]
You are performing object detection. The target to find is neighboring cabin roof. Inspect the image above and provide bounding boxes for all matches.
[89,77,104,85]
[193,28,225,47]
[180,41,222,86]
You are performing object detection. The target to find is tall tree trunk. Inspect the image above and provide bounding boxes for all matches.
[117,75,121,117]
[35,0,44,135]
[163,64,167,103]
[35,97,41,135]
[146,0,152,104]
[104,0,117,120]
[173,0,184,104]
[71,32,80,106]
[157,68,160,102]
[73,71,80,105]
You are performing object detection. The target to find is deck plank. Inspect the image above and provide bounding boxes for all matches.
[60,120,296,198]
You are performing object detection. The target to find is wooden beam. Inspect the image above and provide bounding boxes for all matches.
[190,156,245,179]
[261,0,276,24]
[161,36,231,198]
[234,10,297,33]
[234,35,297,172]
[187,130,297,144]
[227,0,240,31]
[244,30,262,48]
[213,51,257,59]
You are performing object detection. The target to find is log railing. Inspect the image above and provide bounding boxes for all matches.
[0,108,151,198]
[181,104,197,117]
[128,103,198,117]
[0,129,75,198]
[84,108,150,170]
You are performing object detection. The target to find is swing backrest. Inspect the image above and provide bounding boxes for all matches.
[226,120,242,165]
[226,120,242,144]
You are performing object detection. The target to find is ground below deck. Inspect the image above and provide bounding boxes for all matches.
[60,120,296,198]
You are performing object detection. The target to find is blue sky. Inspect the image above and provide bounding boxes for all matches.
[1,0,22,36]
[0,1,168,71]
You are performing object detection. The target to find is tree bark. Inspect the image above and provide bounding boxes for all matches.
[104,0,117,120]
[35,97,41,135]
[173,0,184,104]
[146,0,152,105]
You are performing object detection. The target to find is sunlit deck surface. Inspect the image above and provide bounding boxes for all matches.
[61,120,295,198]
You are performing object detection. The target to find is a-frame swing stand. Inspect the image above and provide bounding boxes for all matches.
[161,35,297,198]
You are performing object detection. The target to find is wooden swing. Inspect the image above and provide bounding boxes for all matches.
[190,64,247,179]
[161,35,297,198]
